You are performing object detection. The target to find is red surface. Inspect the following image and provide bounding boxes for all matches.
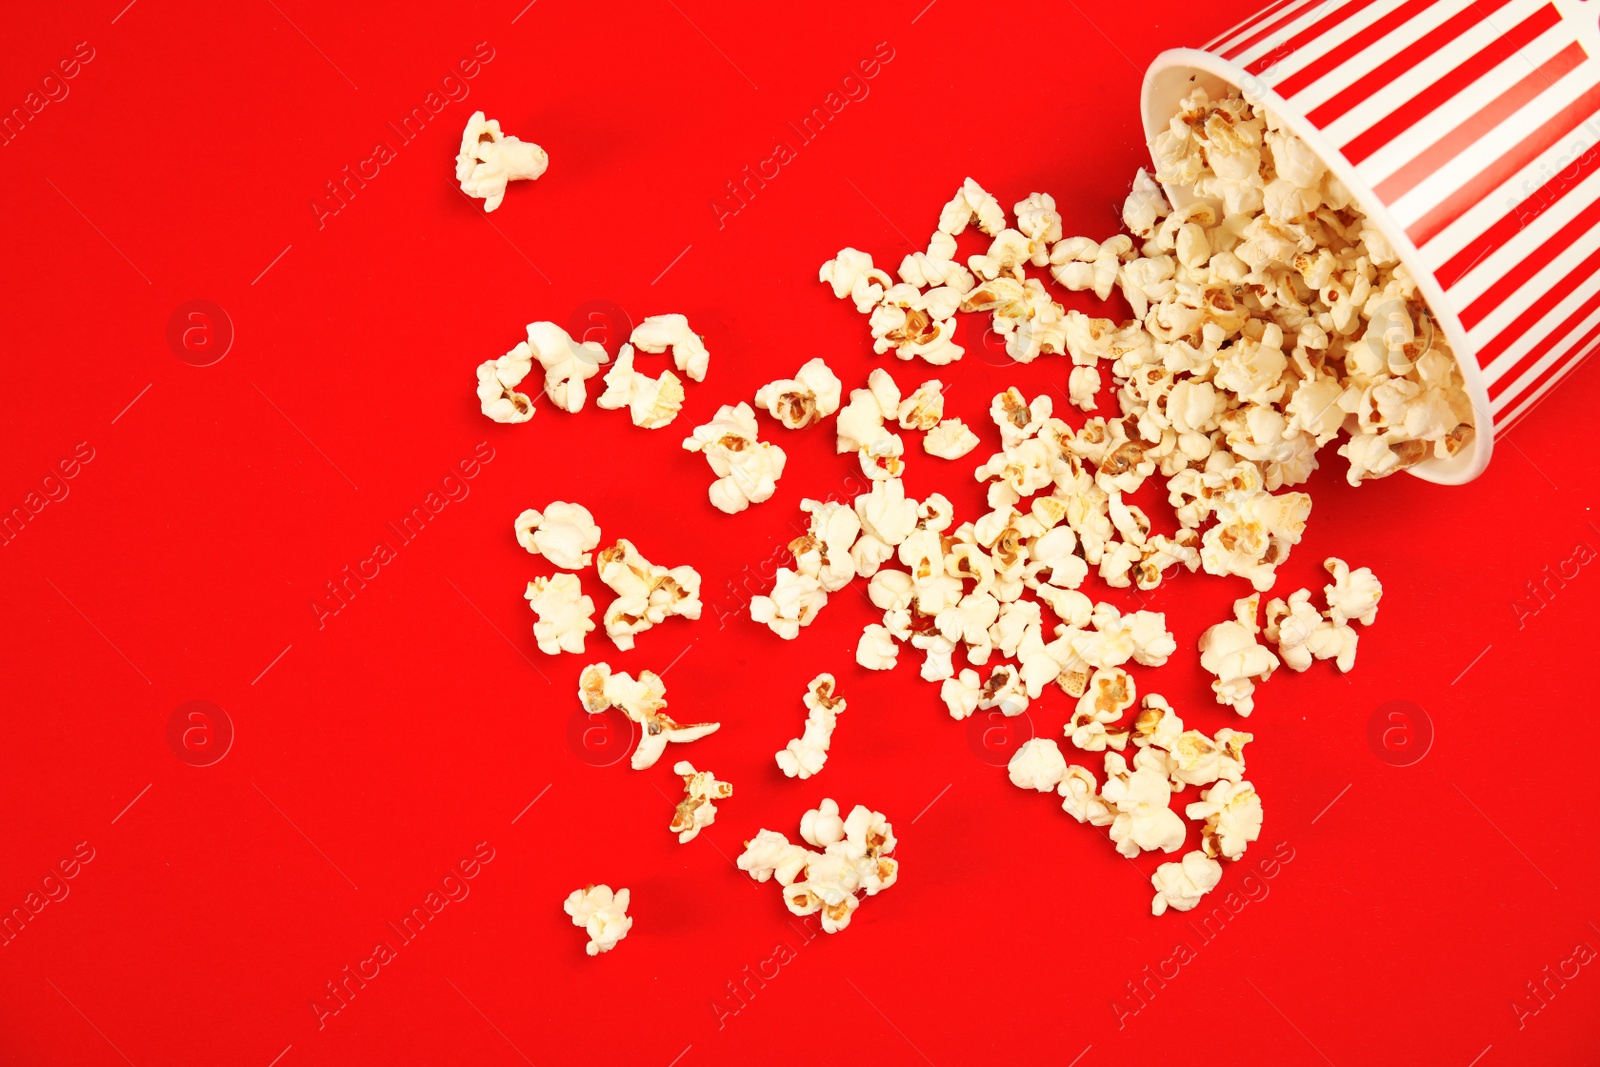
[2,2,1597,1065]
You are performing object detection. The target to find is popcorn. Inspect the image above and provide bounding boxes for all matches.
[577,662,719,770]
[682,403,787,514]
[515,502,602,570]
[526,322,609,414]
[924,418,980,459]
[476,342,535,423]
[754,358,843,429]
[596,344,685,429]
[1324,557,1383,626]
[836,371,906,479]
[977,663,1028,716]
[776,674,845,779]
[1150,852,1223,916]
[898,232,976,291]
[990,388,1051,449]
[1008,737,1068,791]
[790,499,860,593]
[1198,594,1280,716]
[1101,751,1186,858]
[896,380,946,430]
[750,567,828,639]
[456,111,548,212]
[856,623,899,671]
[737,829,811,885]
[940,668,982,719]
[820,248,893,313]
[739,800,899,934]
[596,539,702,649]
[1059,765,1114,826]
[1265,588,1355,672]
[1014,193,1063,259]
[563,884,631,956]
[938,177,1007,237]
[524,574,594,655]
[1185,779,1263,861]
[630,314,709,382]
[671,761,732,843]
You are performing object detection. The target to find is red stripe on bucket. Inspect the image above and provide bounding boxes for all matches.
[1460,186,1600,329]
[1274,0,1439,101]
[1212,0,1306,52]
[1437,135,1600,290]
[1476,240,1600,370]
[1306,0,1517,127]
[1245,0,1383,75]
[1494,324,1600,423]
[1341,3,1560,164]
[1375,42,1587,204]
[1222,0,1331,61]
[1406,79,1600,248]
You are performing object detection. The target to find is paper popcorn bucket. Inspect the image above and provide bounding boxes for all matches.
[1142,0,1600,483]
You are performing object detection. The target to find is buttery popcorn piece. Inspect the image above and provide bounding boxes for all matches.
[515,501,601,569]
[596,344,685,429]
[563,884,631,956]
[923,418,980,459]
[740,799,898,934]
[630,314,709,382]
[456,111,548,212]
[776,674,846,779]
[856,624,899,671]
[938,177,1007,237]
[1008,737,1068,792]
[750,567,828,639]
[476,342,535,423]
[1186,779,1263,861]
[577,662,719,770]
[596,539,702,650]
[682,403,787,514]
[1198,594,1280,716]
[1323,557,1383,626]
[671,761,732,843]
[524,573,594,655]
[526,321,609,414]
[1150,852,1223,916]
[754,358,843,429]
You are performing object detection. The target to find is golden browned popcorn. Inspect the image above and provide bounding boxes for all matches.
[595,539,701,650]
[670,761,732,843]
[576,663,718,771]
[754,358,843,429]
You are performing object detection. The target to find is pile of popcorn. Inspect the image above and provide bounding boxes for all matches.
[737,798,899,933]
[738,88,1424,916]
[476,90,1438,947]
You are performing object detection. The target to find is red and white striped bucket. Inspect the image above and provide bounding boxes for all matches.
[1143,0,1600,483]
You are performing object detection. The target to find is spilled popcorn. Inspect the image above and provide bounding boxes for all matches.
[670,761,733,844]
[456,111,547,212]
[563,884,631,956]
[775,674,846,779]
[737,798,898,934]
[578,662,718,770]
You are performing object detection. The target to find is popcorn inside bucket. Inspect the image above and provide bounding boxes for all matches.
[1142,74,1481,484]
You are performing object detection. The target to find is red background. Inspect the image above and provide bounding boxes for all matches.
[2,1,1597,1064]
